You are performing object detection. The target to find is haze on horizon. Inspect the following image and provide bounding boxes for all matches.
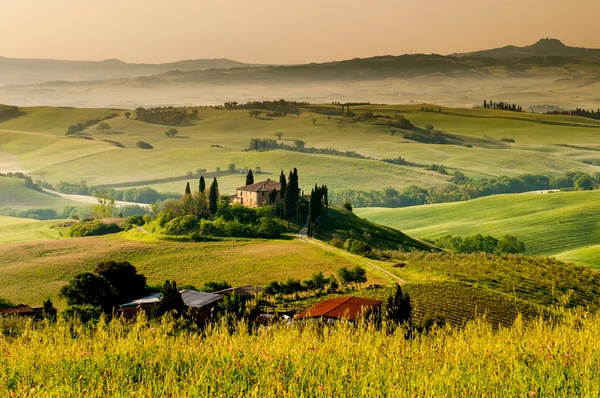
[1,0,599,65]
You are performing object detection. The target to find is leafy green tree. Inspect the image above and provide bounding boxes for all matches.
[93,261,147,303]
[343,201,353,212]
[275,132,283,140]
[92,194,115,218]
[246,169,254,186]
[61,304,103,323]
[497,235,526,254]
[185,182,191,196]
[425,124,434,132]
[199,176,206,193]
[164,128,178,138]
[575,174,593,191]
[60,272,117,313]
[209,178,219,215]
[0,297,15,308]
[124,112,131,119]
[228,163,236,173]
[337,267,353,287]
[97,122,111,133]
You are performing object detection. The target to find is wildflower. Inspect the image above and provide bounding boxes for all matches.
[30,388,36,394]
[318,386,324,391]
[529,392,537,397]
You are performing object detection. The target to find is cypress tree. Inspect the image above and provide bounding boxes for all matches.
[199,176,206,193]
[185,182,191,196]
[279,170,287,194]
[209,178,219,215]
[246,169,254,186]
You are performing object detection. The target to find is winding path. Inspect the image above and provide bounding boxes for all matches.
[297,226,406,285]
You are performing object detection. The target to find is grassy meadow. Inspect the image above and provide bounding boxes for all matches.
[2,104,600,196]
[2,314,600,396]
[0,177,81,210]
[0,216,68,244]
[0,233,388,308]
[356,191,600,267]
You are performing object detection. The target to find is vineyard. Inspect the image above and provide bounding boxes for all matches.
[404,282,546,328]
[382,251,600,309]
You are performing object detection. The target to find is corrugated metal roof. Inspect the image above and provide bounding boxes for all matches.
[296,297,383,321]
[120,292,162,307]
[120,290,223,308]
[180,290,223,307]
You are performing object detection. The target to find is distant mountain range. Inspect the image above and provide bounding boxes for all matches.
[1,39,598,108]
[0,57,259,86]
[454,38,600,59]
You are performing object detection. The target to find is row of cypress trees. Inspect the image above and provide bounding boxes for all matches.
[307,184,329,237]
[183,176,220,216]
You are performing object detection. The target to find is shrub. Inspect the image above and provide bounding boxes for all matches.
[61,305,104,324]
[136,141,154,149]
[162,215,199,236]
[70,220,123,237]
[343,238,372,256]
[343,201,353,212]
[201,281,232,293]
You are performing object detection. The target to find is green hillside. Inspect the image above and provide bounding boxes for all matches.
[3,104,600,197]
[356,191,600,267]
[0,216,68,244]
[0,177,82,210]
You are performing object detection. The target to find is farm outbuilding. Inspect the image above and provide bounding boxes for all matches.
[119,290,223,321]
[295,297,383,323]
[0,305,41,317]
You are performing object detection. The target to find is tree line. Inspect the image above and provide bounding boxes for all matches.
[247,138,366,159]
[54,182,181,204]
[222,100,306,114]
[422,234,526,255]
[66,113,118,135]
[134,107,198,125]
[330,171,599,208]
[0,104,19,121]
[545,108,600,121]
[483,100,523,112]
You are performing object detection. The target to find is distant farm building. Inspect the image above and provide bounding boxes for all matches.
[0,305,41,317]
[119,290,223,321]
[231,179,281,208]
[296,297,383,323]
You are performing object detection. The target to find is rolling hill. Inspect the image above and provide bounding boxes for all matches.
[0,56,256,86]
[455,38,600,59]
[0,176,82,210]
[355,191,600,267]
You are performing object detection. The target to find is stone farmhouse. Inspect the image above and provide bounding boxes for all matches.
[231,179,282,208]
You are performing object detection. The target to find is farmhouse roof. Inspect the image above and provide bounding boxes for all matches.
[236,179,281,192]
[295,297,383,321]
[120,290,223,308]
[0,305,36,316]
[214,285,266,296]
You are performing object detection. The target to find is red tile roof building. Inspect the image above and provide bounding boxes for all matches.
[231,179,281,208]
[296,297,383,322]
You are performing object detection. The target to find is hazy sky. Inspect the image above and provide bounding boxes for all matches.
[1,0,599,64]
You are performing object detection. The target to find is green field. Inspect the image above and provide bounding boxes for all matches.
[0,233,389,308]
[2,105,600,198]
[0,216,69,244]
[0,176,82,210]
[356,191,600,266]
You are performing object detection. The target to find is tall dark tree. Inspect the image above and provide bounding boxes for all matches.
[94,261,147,303]
[209,178,219,215]
[59,273,117,313]
[199,176,206,193]
[185,182,191,196]
[279,170,287,194]
[42,299,58,321]
[385,285,412,326]
[269,189,278,205]
[246,169,254,186]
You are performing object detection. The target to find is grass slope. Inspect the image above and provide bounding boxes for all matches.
[0,234,388,308]
[356,191,600,266]
[0,177,82,210]
[316,207,436,252]
[2,105,600,196]
[0,216,67,244]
